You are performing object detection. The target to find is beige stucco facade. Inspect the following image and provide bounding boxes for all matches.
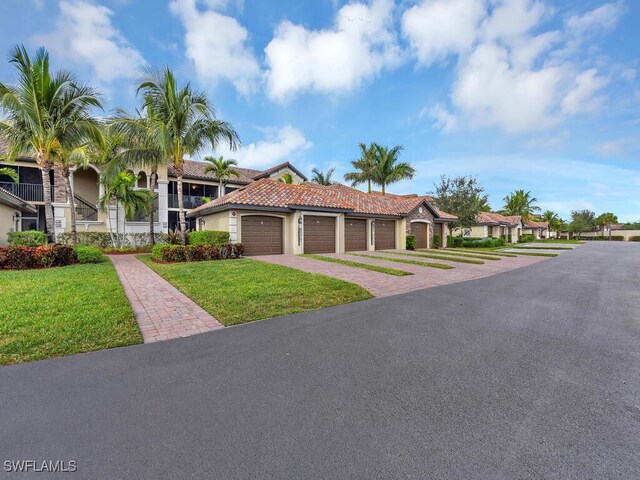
[0,203,18,246]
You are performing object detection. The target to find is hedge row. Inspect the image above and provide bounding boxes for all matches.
[57,231,168,248]
[0,244,77,269]
[151,243,244,262]
[583,236,625,241]
[445,236,506,248]
[7,230,47,246]
[631,236,640,242]
[518,234,536,243]
[188,230,230,246]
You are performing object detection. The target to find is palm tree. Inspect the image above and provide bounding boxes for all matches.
[478,197,492,213]
[203,156,239,196]
[541,210,560,237]
[0,45,102,241]
[109,108,168,245]
[371,144,415,195]
[135,67,240,244]
[596,212,618,240]
[99,170,153,248]
[277,173,294,184]
[311,167,335,186]
[55,144,92,245]
[502,189,540,222]
[0,167,19,183]
[344,143,376,193]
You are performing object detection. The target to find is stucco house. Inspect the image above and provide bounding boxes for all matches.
[0,186,37,246]
[522,219,549,239]
[0,151,306,244]
[466,212,523,243]
[187,180,457,255]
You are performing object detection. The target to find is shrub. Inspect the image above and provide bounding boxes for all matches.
[0,244,77,269]
[8,230,47,246]
[452,237,464,248]
[406,234,416,250]
[433,235,441,249]
[74,245,106,263]
[507,233,512,243]
[584,235,624,241]
[167,228,189,245]
[461,237,505,248]
[57,231,167,248]
[189,230,231,246]
[630,236,640,242]
[151,243,244,262]
[518,234,535,243]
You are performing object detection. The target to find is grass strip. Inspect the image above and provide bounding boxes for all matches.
[500,251,558,257]
[417,249,502,261]
[139,256,372,326]
[301,254,412,276]
[351,253,454,270]
[534,239,584,244]
[383,250,484,265]
[447,248,518,257]
[512,245,573,250]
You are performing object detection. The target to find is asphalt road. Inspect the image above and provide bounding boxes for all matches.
[1,242,639,479]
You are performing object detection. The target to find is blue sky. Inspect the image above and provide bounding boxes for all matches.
[1,0,639,221]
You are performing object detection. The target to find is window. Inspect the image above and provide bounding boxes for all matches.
[463,229,471,238]
[483,225,488,237]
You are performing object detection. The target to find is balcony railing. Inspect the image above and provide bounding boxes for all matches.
[0,182,54,202]
[168,194,207,209]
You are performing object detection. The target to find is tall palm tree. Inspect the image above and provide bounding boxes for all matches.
[110,108,168,244]
[371,144,415,195]
[203,156,239,196]
[344,143,376,193]
[0,167,19,183]
[311,167,335,186]
[135,67,240,244]
[502,189,540,222]
[99,170,153,248]
[55,144,92,245]
[0,45,102,241]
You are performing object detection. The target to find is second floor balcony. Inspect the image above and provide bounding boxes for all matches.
[168,194,209,209]
[0,182,54,203]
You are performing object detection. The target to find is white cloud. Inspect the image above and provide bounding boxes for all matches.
[561,69,609,115]
[565,1,624,35]
[170,0,260,94]
[264,0,401,101]
[32,0,144,82]
[401,0,485,65]
[214,125,312,169]
[404,0,623,134]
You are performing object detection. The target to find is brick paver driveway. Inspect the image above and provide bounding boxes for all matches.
[109,255,223,342]
[254,250,547,297]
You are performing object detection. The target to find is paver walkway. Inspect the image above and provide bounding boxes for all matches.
[255,250,547,297]
[109,255,223,343]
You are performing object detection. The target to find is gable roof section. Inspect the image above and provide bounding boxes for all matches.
[475,212,520,226]
[250,161,308,181]
[168,160,263,184]
[0,187,37,213]
[187,179,458,219]
[524,219,549,228]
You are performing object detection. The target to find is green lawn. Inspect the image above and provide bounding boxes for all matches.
[512,245,573,250]
[383,250,484,265]
[0,263,141,366]
[418,249,502,261]
[447,248,518,257]
[139,256,372,326]
[301,254,412,276]
[351,253,454,269]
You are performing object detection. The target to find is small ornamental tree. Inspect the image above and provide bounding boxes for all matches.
[431,175,488,236]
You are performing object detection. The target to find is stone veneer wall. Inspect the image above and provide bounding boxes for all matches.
[406,205,435,248]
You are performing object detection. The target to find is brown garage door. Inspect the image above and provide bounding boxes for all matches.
[413,222,428,249]
[375,220,396,250]
[241,215,283,256]
[304,215,335,253]
[345,218,367,252]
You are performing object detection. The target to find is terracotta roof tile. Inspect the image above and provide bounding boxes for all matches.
[475,212,521,226]
[168,160,263,184]
[187,179,458,219]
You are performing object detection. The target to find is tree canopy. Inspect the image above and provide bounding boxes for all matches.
[569,210,595,237]
[431,175,488,232]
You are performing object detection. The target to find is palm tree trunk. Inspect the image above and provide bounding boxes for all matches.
[149,168,157,245]
[219,179,224,197]
[175,165,187,245]
[367,179,371,194]
[115,201,120,248]
[381,183,385,195]
[39,157,55,243]
[65,170,78,245]
[105,203,116,248]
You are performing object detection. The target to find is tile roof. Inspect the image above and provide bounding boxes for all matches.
[250,161,308,181]
[187,179,457,219]
[0,186,37,213]
[524,219,549,228]
[475,212,520,226]
[168,160,263,184]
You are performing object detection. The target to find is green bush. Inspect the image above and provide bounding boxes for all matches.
[188,230,231,246]
[462,237,505,248]
[74,245,106,263]
[151,243,244,262]
[507,233,512,243]
[630,236,640,242]
[57,231,167,248]
[433,234,441,249]
[584,236,624,241]
[452,237,464,248]
[8,230,47,246]
[406,234,416,250]
[518,234,535,243]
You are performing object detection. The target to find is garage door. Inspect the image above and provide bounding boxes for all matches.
[304,215,335,254]
[413,222,428,249]
[241,215,283,256]
[375,220,396,250]
[345,218,367,252]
